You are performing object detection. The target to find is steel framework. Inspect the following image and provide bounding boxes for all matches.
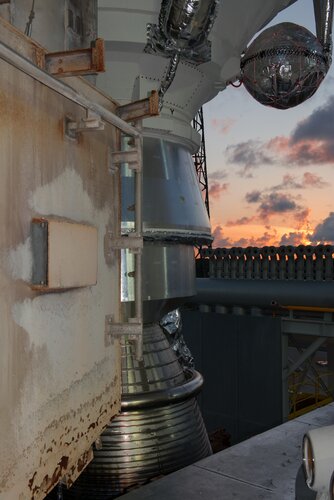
[192,107,210,218]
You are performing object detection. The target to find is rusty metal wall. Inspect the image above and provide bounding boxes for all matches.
[0,16,121,500]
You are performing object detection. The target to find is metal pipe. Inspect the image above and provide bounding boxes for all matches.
[0,40,140,138]
[192,278,334,309]
[134,131,143,361]
[121,369,203,409]
[314,0,334,60]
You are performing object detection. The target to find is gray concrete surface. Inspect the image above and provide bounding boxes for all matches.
[120,403,334,500]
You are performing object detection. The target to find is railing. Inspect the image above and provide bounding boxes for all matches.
[288,368,334,419]
[199,245,334,281]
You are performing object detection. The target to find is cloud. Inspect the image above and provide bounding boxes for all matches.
[279,232,306,246]
[223,97,334,170]
[212,225,232,247]
[209,182,229,199]
[268,135,333,165]
[291,95,334,143]
[310,212,334,243]
[267,96,334,166]
[258,192,299,220]
[211,117,236,135]
[225,216,255,227]
[212,225,279,248]
[248,230,278,247]
[245,190,262,203]
[294,208,310,229]
[270,172,328,191]
[225,140,276,176]
[208,169,229,180]
[243,189,309,225]
[302,172,328,188]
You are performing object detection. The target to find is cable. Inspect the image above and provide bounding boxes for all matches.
[24,0,35,37]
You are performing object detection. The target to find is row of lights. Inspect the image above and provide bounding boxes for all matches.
[303,425,334,498]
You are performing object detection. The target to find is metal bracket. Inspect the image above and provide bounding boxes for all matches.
[110,149,142,172]
[45,38,105,77]
[116,91,159,122]
[65,110,105,137]
[111,236,143,251]
[105,315,143,360]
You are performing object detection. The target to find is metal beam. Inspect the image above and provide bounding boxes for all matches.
[116,91,159,122]
[282,319,334,338]
[285,337,326,377]
[45,38,105,77]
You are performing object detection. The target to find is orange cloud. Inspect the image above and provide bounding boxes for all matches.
[279,231,309,246]
[212,224,279,248]
[294,207,310,230]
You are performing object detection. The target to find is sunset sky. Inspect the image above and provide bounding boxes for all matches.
[204,0,334,248]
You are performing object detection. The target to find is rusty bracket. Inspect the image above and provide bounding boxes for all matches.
[116,90,159,122]
[44,38,105,77]
[66,110,105,137]
[110,148,142,172]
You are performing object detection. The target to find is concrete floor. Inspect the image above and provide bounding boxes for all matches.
[120,403,334,500]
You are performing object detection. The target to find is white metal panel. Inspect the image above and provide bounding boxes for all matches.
[47,220,98,289]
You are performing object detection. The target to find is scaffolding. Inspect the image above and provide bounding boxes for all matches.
[192,107,210,218]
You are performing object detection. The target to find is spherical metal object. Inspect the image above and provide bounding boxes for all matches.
[241,22,328,109]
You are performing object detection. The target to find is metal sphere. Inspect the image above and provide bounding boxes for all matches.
[241,22,328,109]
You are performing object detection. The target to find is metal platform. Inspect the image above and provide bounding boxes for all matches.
[119,403,334,500]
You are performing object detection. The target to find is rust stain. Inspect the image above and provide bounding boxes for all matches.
[28,471,37,490]
[25,375,121,498]
[58,456,69,469]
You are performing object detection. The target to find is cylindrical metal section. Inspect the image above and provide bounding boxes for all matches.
[121,323,186,396]
[121,243,195,302]
[193,278,334,309]
[65,323,211,499]
[122,136,211,243]
[65,398,211,499]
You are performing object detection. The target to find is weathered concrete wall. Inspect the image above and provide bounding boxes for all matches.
[0,17,122,500]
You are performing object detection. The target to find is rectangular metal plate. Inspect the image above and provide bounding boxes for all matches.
[32,218,98,290]
[48,219,98,289]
